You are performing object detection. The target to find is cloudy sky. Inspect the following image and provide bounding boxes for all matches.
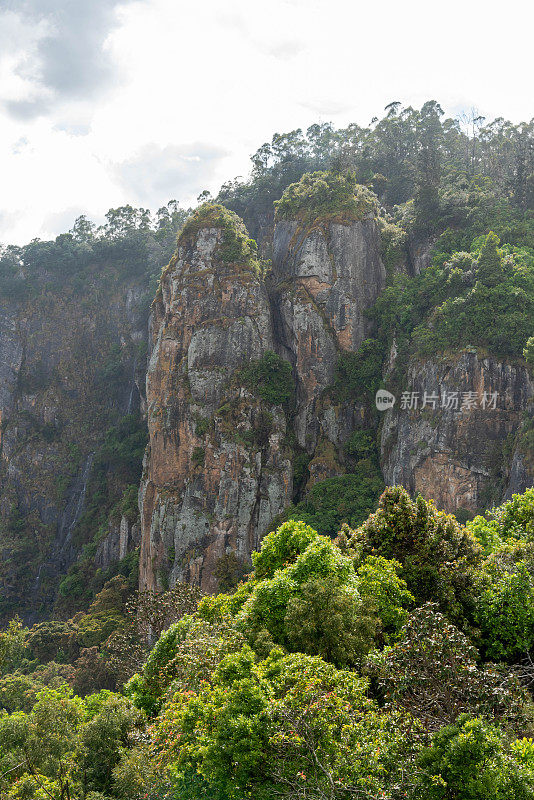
[0,0,531,245]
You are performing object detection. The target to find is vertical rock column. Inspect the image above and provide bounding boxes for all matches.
[271,213,386,478]
[139,206,292,593]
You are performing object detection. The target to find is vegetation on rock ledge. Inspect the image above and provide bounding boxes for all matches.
[274,169,379,226]
[177,202,261,271]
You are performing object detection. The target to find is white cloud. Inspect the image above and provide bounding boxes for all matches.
[114,142,230,207]
[0,0,532,245]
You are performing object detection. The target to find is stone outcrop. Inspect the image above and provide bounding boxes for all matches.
[94,515,141,570]
[271,216,386,458]
[139,208,292,593]
[139,205,389,592]
[380,352,534,513]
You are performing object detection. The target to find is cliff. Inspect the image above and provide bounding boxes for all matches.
[139,206,293,592]
[0,164,532,613]
[0,258,149,619]
[271,214,386,458]
[139,195,388,592]
[380,351,534,515]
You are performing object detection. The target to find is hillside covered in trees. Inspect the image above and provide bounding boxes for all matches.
[1,488,534,798]
[0,101,532,797]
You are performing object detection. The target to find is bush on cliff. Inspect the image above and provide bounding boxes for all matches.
[274,170,379,225]
[177,203,260,271]
[239,350,294,406]
[373,232,534,360]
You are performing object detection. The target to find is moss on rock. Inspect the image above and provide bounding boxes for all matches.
[178,203,260,271]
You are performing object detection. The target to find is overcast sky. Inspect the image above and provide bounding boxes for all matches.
[0,0,531,245]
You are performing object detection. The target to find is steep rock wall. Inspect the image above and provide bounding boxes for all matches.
[271,217,386,461]
[380,352,534,513]
[0,273,148,618]
[139,214,292,593]
[139,207,389,593]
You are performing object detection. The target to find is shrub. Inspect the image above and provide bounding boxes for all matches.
[239,350,294,406]
[342,486,482,621]
[283,464,384,537]
[148,647,416,800]
[333,338,386,401]
[191,446,205,467]
[412,714,534,800]
[367,604,532,734]
[274,170,379,225]
[356,555,414,638]
[474,542,534,660]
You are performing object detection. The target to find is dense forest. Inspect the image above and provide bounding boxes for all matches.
[1,488,534,799]
[0,101,533,798]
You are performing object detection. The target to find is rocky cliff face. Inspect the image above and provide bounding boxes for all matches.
[139,208,293,593]
[139,206,388,592]
[380,351,534,514]
[271,217,386,459]
[2,196,531,613]
[0,269,148,618]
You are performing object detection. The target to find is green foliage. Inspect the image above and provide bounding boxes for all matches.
[238,350,294,406]
[282,576,378,666]
[0,618,29,675]
[0,684,141,799]
[284,467,384,536]
[1,102,533,797]
[274,169,379,225]
[413,714,534,800]
[4,491,534,797]
[235,522,386,668]
[194,415,210,436]
[94,343,126,396]
[27,621,77,663]
[0,201,189,302]
[524,336,534,372]
[96,414,148,478]
[373,233,534,361]
[368,604,532,734]
[125,616,245,717]
[119,484,140,522]
[148,647,415,800]
[477,231,505,286]
[333,338,386,401]
[497,488,534,538]
[356,555,414,637]
[214,552,249,592]
[344,430,376,461]
[467,488,534,554]
[379,217,408,273]
[474,543,534,660]
[191,445,205,467]
[252,519,319,580]
[343,486,482,621]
